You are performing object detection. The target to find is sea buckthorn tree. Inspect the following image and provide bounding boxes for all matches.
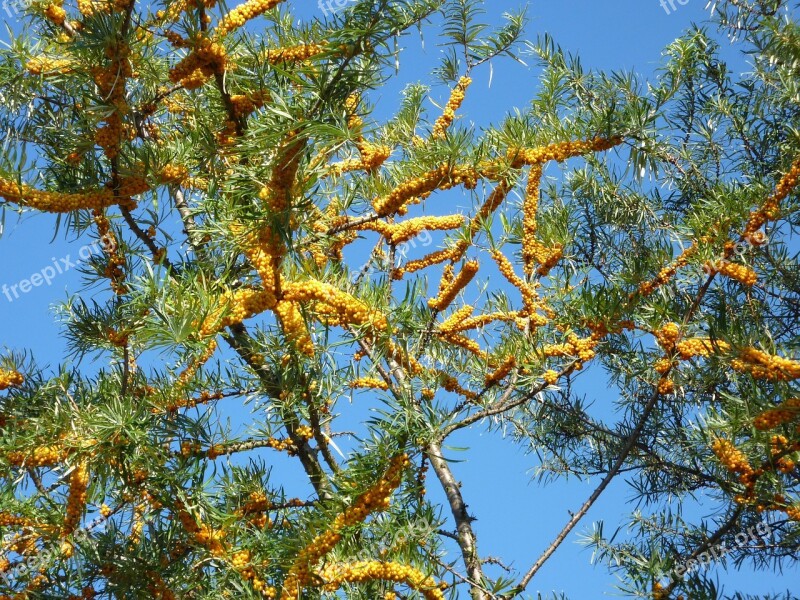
[1,0,800,599]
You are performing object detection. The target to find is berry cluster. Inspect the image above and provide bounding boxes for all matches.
[283,279,388,330]
[437,305,475,334]
[115,175,150,202]
[264,43,324,64]
[428,260,479,311]
[712,438,764,506]
[106,327,130,348]
[92,42,134,159]
[652,581,669,600]
[93,210,127,294]
[231,549,274,596]
[372,165,478,217]
[185,176,209,191]
[145,574,176,600]
[165,390,225,413]
[239,490,271,515]
[307,206,354,268]
[392,247,458,280]
[542,370,559,386]
[63,463,90,536]
[542,333,598,369]
[156,0,215,23]
[43,2,67,25]
[158,164,189,184]
[446,180,513,265]
[169,38,227,90]
[76,0,94,16]
[280,454,409,599]
[172,341,219,394]
[0,175,146,213]
[712,261,758,286]
[0,571,46,597]
[440,331,489,361]
[317,560,445,600]
[387,215,464,246]
[776,454,796,475]
[484,355,516,386]
[753,398,800,430]
[745,156,800,236]
[522,165,544,275]
[7,444,67,467]
[731,347,800,381]
[357,142,392,172]
[25,55,75,76]
[654,322,681,353]
[0,369,23,391]
[440,373,477,400]
[215,119,238,148]
[350,377,390,391]
[129,501,146,545]
[177,506,227,556]
[711,437,757,498]
[489,249,539,315]
[431,76,472,139]
[0,513,34,530]
[330,142,392,176]
[295,425,314,441]
[507,136,623,168]
[274,300,314,356]
[344,93,361,127]
[205,444,226,460]
[163,29,189,48]
[525,238,564,277]
[261,133,304,213]
[328,96,393,175]
[675,338,730,360]
[786,504,800,521]
[237,493,304,531]
[234,224,284,296]
[180,441,202,457]
[386,340,424,376]
[229,91,269,118]
[7,532,39,556]
[77,0,131,15]
[216,0,286,37]
[200,289,275,337]
[637,244,698,297]
[206,435,311,460]
[355,219,391,238]
[657,377,675,395]
[654,358,674,375]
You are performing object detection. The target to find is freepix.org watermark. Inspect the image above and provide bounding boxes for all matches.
[318,0,357,17]
[701,232,767,276]
[0,522,104,588]
[1,236,115,303]
[660,0,690,15]
[671,520,772,580]
[1,0,30,20]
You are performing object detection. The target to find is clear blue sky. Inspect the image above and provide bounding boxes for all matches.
[1,1,796,598]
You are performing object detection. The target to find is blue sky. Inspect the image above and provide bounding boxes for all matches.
[2,1,798,598]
